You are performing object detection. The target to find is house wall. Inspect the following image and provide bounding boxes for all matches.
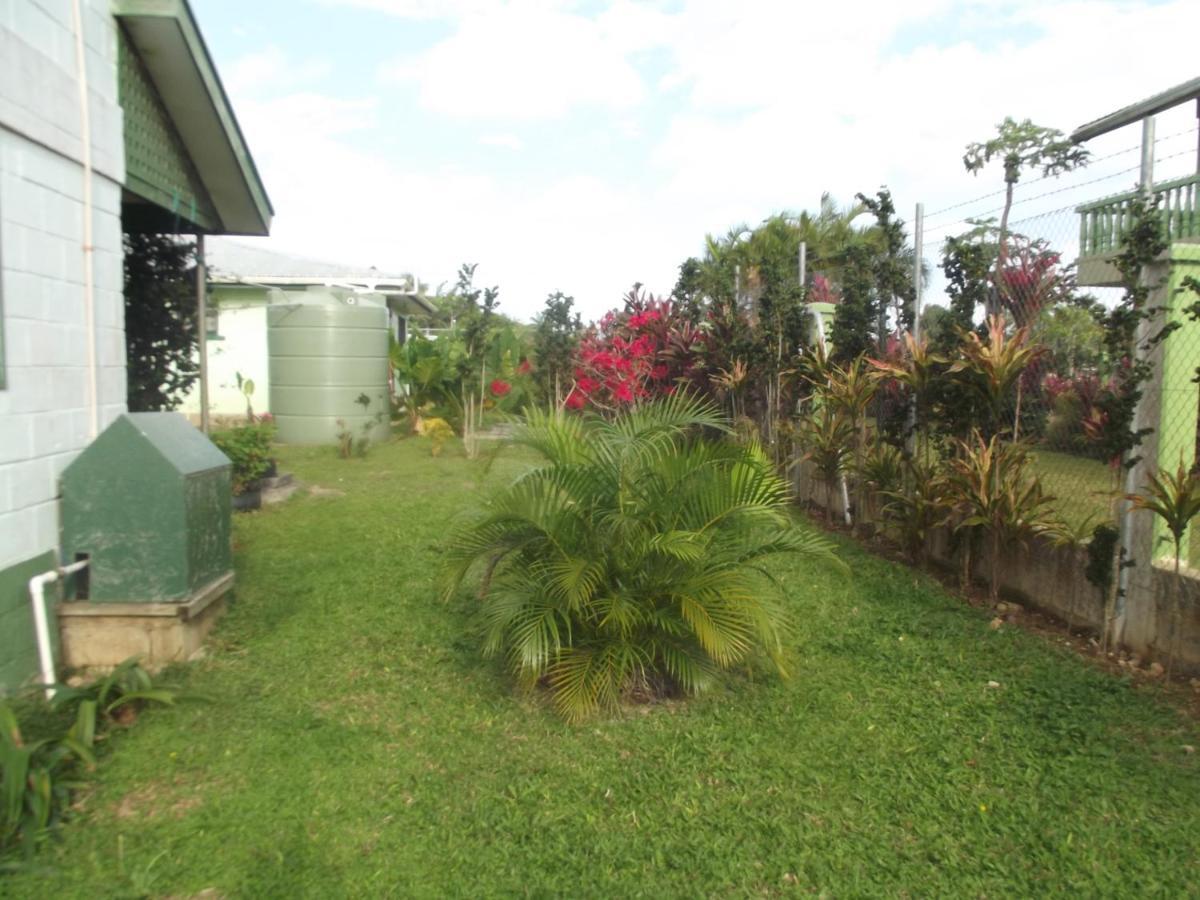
[179,287,271,421]
[0,0,125,692]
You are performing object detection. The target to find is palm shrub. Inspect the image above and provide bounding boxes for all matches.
[443,394,841,721]
[1128,464,1200,679]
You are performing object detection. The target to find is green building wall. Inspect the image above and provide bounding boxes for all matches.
[0,551,56,694]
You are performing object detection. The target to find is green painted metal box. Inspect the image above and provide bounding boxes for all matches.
[61,413,233,603]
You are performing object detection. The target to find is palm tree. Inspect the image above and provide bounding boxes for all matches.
[443,394,842,721]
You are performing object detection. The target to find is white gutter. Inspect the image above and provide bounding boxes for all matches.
[71,0,99,440]
[28,559,90,700]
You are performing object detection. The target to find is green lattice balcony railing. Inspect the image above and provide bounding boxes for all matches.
[1077,173,1200,259]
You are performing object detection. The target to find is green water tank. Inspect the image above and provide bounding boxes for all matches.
[267,300,391,445]
[60,413,232,603]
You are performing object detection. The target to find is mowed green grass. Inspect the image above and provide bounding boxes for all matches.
[1030,447,1199,562]
[5,436,1200,898]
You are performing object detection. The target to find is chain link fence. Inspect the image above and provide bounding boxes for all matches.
[915,122,1200,563]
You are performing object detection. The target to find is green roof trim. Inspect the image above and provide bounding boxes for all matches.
[113,0,273,236]
[1072,76,1200,143]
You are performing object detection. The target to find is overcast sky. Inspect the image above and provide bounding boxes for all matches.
[194,0,1200,322]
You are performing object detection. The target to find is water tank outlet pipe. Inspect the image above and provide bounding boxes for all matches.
[27,559,89,700]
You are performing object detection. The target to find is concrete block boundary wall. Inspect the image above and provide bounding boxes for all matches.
[0,0,125,693]
[792,460,1200,673]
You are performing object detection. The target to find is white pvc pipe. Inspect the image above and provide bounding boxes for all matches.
[71,0,99,440]
[812,309,853,527]
[28,560,89,700]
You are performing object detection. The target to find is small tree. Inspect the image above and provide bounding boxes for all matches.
[531,292,581,408]
[938,232,992,347]
[856,188,915,337]
[124,233,198,411]
[448,264,500,457]
[963,118,1089,294]
[828,242,881,363]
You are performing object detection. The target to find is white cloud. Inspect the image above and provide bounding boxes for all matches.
[314,0,501,20]
[223,0,1200,324]
[224,46,332,96]
[479,133,524,150]
[379,2,647,120]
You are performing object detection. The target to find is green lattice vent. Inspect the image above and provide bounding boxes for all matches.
[118,26,218,231]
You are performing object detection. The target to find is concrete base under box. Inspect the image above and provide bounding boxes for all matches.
[56,573,233,672]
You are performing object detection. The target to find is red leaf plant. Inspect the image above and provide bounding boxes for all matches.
[568,285,706,413]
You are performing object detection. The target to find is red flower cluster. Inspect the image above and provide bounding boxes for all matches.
[490,379,512,397]
[565,288,703,412]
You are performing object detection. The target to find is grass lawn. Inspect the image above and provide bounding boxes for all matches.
[1030,447,1199,563]
[5,436,1200,897]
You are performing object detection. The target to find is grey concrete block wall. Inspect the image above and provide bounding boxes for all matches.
[792,458,1200,672]
[0,0,124,576]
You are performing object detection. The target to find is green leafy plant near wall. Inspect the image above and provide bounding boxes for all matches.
[1128,465,1200,678]
[0,700,94,857]
[444,394,842,721]
[211,422,274,494]
[942,433,1059,604]
[336,394,386,459]
[2,659,179,858]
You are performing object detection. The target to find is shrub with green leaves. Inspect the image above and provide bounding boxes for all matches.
[211,422,274,494]
[1,658,180,859]
[444,394,842,721]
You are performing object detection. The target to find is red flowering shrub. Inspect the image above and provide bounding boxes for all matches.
[567,286,706,412]
[490,379,512,397]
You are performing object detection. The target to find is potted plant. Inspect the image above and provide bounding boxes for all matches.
[211,421,274,511]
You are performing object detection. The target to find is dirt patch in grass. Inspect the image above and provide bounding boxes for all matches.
[112,779,208,822]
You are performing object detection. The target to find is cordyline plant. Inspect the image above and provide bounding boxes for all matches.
[799,403,854,523]
[942,432,1059,603]
[869,331,946,464]
[821,357,878,533]
[880,458,946,566]
[443,393,841,722]
[1128,464,1200,679]
[949,314,1043,440]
